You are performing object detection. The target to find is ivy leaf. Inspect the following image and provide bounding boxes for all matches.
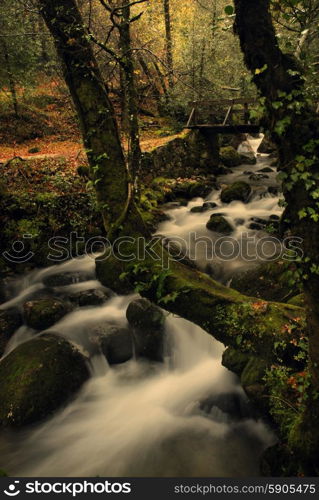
[224,5,234,15]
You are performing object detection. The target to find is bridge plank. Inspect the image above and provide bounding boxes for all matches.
[187,124,261,133]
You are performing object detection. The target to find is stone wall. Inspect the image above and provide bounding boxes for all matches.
[141,129,219,181]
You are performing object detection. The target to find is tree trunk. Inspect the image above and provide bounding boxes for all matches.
[1,39,19,118]
[163,0,174,89]
[117,1,142,186]
[234,0,319,467]
[38,0,146,239]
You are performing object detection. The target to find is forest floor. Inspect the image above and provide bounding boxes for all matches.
[0,82,185,195]
[0,81,184,161]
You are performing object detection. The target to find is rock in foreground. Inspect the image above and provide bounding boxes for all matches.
[0,334,89,427]
[126,298,165,362]
[23,298,69,330]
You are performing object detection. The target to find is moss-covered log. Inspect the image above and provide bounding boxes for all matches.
[96,241,305,366]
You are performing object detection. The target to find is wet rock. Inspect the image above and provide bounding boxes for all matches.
[190,205,204,213]
[70,288,114,307]
[248,222,264,231]
[93,324,133,365]
[200,392,255,421]
[269,214,280,221]
[126,298,165,331]
[220,146,243,167]
[126,298,165,362]
[235,218,245,226]
[257,167,274,173]
[257,136,276,154]
[206,215,233,234]
[250,217,268,226]
[240,154,257,165]
[249,173,269,181]
[0,333,89,427]
[216,165,232,175]
[190,202,217,213]
[23,298,69,330]
[221,181,251,204]
[42,272,90,288]
[188,182,213,199]
[222,347,251,377]
[268,186,280,196]
[0,308,22,357]
[202,202,218,210]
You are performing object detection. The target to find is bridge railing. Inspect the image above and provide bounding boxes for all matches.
[186,98,257,128]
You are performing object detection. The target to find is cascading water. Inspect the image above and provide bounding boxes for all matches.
[0,136,279,477]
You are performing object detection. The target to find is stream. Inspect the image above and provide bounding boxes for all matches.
[0,136,280,477]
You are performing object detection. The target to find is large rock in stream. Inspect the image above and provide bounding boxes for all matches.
[0,333,89,427]
[220,146,243,167]
[221,182,251,204]
[126,298,166,362]
[91,323,133,365]
[206,214,233,234]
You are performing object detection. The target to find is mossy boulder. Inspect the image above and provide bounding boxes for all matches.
[23,298,69,330]
[69,288,114,307]
[42,272,90,287]
[0,334,89,427]
[240,153,257,165]
[257,135,276,154]
[126,298,165,362]
[222,347,251,377]
[0,308,22,357]
[190,202,217,213]
[206,214,233,234]
[220,146,243,167]
[221,181,251,204]
[188,182,212,199]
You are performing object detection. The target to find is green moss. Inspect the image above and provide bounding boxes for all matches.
[206,215,233,234]
[221,181,252,203]
[220,146,243,167]
[241,357,268,386]
[0,334,89,427]
[222,347,251,376]
[23,298,68,330]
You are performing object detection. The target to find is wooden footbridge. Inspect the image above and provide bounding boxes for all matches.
[186,98,260,134]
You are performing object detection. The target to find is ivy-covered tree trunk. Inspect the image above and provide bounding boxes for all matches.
[39,0,136,238]
[117,1,142,185]
[234,0,319,470]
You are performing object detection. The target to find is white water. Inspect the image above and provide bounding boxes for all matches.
[157,139,282,281]
[0,136,279,477]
